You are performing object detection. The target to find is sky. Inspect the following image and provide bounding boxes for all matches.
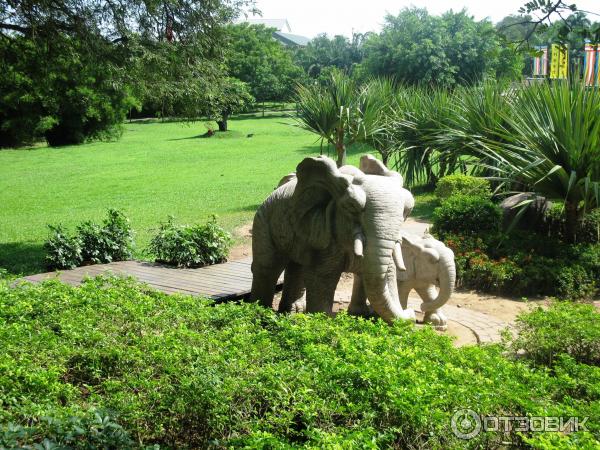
[246,0,600,38]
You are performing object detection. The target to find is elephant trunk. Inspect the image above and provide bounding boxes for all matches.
[420,253,456,313]
[362,239,411,323]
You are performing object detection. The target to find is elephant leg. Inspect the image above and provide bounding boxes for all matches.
[251,261,285,309]
[348,274,370,316]
[397,282,413,311]
[279,261,305,313]
[416,285,448,331]
[304,269,341,314]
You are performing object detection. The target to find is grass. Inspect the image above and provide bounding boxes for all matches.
[0,116,375,275]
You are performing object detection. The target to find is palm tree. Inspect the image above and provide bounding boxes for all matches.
[476,80,600,242]
[295,69,357,167]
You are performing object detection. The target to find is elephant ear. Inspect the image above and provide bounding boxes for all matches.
[359,154,404,187]
[293,156,364,250]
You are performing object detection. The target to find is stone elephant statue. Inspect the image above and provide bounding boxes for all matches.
[250,154,416,323]
[349,232,456,330]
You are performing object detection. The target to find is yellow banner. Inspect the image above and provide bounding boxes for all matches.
[550,44,568,79]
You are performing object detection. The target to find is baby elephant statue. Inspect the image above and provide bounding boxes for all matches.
[397,233,456,330]
[349,232,455,330]
[250,154,416,323]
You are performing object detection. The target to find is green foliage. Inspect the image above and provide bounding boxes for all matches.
[434,175,492,200]
[506,302,600,367]
[148,215,232,267]
[295,69,359,166]
[543,205,600,244]
[432,195,502,238]
[556,265,597,301]
[0,277,598,448]
[44,209,133,269]
[77,209,134,264]
[1,410,134,449]
[226,24,304,102]
[0,35,134,147]
[359,8,522,87]
[0,0,255,146]
[473,80,600,242]
[443,224,600,299]
[294,33,365,79]
[44,225,83,270]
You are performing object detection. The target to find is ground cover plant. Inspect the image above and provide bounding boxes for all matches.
[0,276,598,448]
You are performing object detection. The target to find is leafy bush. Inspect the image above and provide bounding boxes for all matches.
[148,215,232,267]
[444,230,600,299]
[76,209,134,264]
[434,174,492,201]
[542,205,600,244]
[0,410,133,449]
[0,277,598,448]
[556,265,597,302]
[506,302,600,367]
[44,225,83,269]
[44,209,133,269]
[432,195,502,238]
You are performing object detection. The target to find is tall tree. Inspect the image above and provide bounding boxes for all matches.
[0,0,256,146]
[225,23,303,103]
[359,8,522,87]
[294,33,365,78]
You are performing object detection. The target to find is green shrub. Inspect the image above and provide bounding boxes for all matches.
[432,195,502,238]
[434,174,492,200]
[148,215,232,267]
[1,277,598,448]
[0,410,133,449]
[542,205,600,244]
[44,225,84,269]
[459,252,521,293]
[76,209,134,264]
[506,302,600,367]
[44,209,133,269]
[556,265,597,301]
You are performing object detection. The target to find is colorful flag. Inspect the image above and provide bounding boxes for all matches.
[533,46,548,76]
[550,44,569,79]
[584,42,599,86]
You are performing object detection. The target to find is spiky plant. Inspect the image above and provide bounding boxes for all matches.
[295,69,357,167]
[477,80,600,242]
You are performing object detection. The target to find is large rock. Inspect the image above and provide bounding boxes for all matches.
[500,193,551,231]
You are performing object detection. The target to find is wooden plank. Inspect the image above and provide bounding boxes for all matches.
[18,258,282,300]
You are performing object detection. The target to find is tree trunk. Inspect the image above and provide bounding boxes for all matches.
[217,113,228,132]
[335,127,346,168]
[565,202,579,243]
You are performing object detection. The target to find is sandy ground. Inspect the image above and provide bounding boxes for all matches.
[229,220,550,346]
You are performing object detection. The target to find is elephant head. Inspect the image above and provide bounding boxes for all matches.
[292,155,414,322]
[396,233,456,313]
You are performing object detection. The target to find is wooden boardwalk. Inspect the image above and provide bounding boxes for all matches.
[22,258,282,301]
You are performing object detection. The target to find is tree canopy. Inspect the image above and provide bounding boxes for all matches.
[0,0,256,147]
[359,8,523,87]
[225,23,303,102]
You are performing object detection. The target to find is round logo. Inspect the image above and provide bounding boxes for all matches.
[451,409,481,440]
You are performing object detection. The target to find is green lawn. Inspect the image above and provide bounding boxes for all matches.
[0,116,374,275]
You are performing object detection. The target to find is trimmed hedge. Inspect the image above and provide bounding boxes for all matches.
[432,195,502,238]
[1,277,598,448]
[434,174,492,201]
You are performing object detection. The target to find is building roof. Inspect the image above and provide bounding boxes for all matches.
[244,18,291,32]
[273,31,310,47]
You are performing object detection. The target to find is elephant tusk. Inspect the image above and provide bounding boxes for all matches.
[353,227,365,257]
[393,241,406,271]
